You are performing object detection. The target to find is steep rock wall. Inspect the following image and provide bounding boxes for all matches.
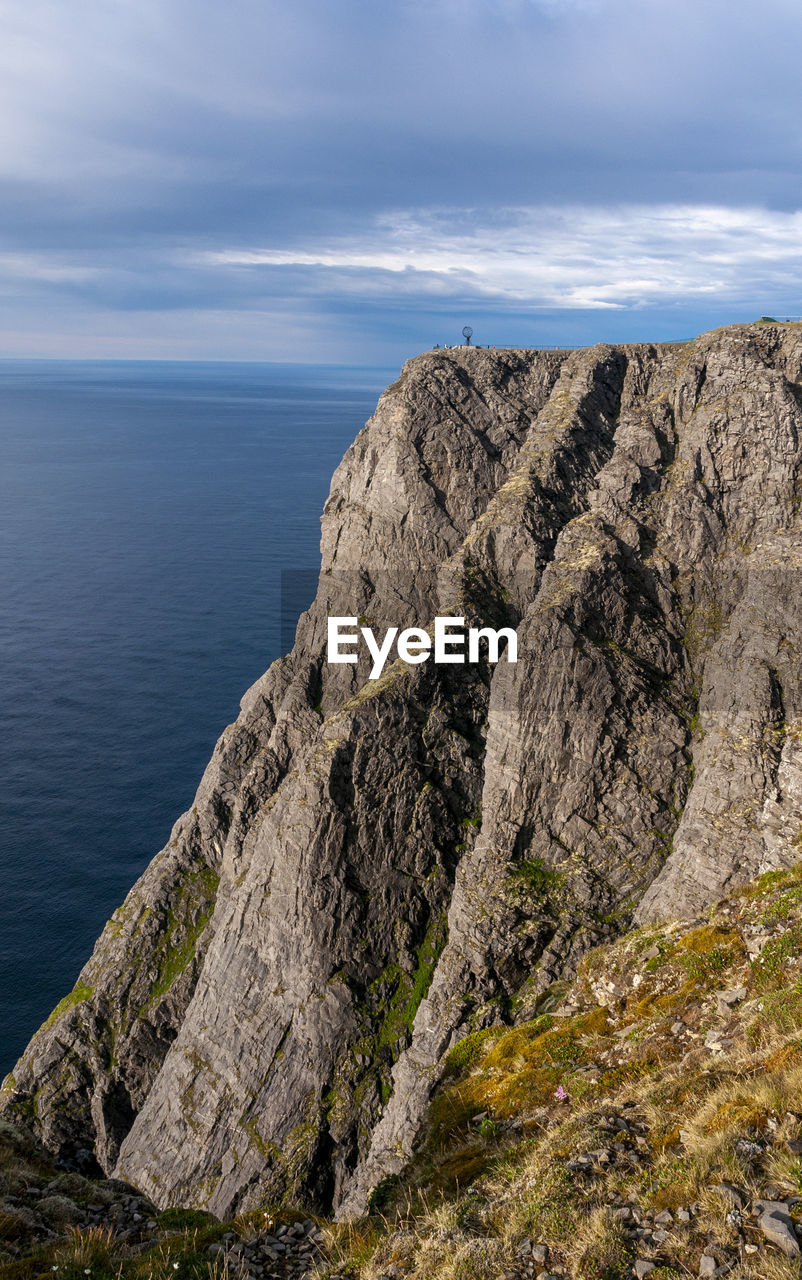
[4,326,802,1218]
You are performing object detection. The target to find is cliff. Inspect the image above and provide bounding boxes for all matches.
[3,324,802,1221]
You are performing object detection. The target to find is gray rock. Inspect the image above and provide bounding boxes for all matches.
[755,1200,801,1257]
[634,1264,655,1279]
[704,1030,733,1053]
[716,986,748,1008]
[734,1137,762,1160]
[709,1183,746,1210]
[698,1257,717,1278]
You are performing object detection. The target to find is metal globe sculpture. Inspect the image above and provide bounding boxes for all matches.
[462,326,473,346]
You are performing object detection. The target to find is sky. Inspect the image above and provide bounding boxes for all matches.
[2,0,802,364]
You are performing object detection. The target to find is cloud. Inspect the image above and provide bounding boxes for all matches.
[1,0,802,221]
[200,203,802,311]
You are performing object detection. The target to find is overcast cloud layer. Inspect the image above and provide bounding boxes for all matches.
[1,0,801,361]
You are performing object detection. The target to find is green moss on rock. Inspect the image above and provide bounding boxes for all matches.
[39,982,94,1034]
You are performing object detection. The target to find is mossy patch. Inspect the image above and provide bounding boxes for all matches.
[443,1027,505,1079]
[430,1009,608,1145]
[703,1099,769,1135]
[156,1208,215,1231]
[39,982,94,1034]
[375,913,448,1051]
[140,866,220,1012]
[429,1144,490,1194]
[509,857,564,898]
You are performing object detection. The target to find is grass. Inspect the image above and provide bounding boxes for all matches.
[508,857,564,896]
[39,982,94,1033]
[50,1225,122,1276]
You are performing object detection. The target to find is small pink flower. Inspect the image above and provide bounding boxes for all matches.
[554,1084,569,1102]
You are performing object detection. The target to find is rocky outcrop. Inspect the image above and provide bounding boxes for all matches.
[4,325,802,1218]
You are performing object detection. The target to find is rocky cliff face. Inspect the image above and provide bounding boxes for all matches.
[4,324,802,1219]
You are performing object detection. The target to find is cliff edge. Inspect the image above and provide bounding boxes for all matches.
[3,324,802,1219]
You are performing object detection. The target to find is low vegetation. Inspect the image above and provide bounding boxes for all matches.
[318,861,802,1279]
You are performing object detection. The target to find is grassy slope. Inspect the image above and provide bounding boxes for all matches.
[319,863,802,1280]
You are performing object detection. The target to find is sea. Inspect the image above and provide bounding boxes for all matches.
[0,359,396,1077]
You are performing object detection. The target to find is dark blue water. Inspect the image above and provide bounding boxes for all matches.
[0,360,394,1075]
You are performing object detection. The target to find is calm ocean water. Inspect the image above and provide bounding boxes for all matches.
[0,359,395,1076]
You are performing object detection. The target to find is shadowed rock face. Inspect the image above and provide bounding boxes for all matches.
[4,325,802,1216]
